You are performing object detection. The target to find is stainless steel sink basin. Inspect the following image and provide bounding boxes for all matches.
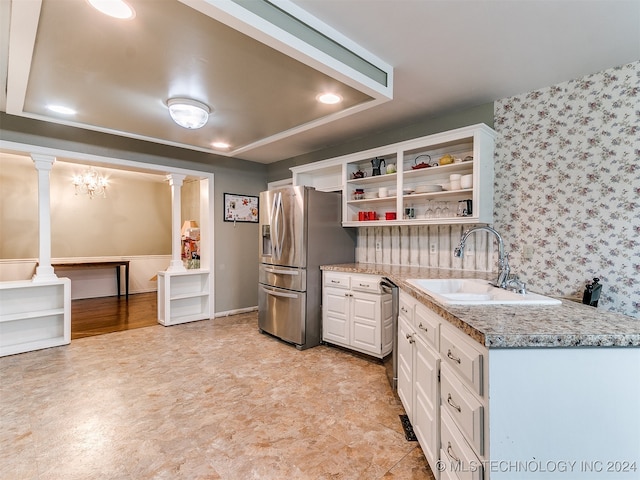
[406,278,562,306]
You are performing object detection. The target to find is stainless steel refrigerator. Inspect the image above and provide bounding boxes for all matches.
[258,186,355,350]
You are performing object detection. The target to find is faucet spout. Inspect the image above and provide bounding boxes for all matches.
[454,226,511,289]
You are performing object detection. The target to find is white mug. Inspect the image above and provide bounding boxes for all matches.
[378,187,388,198]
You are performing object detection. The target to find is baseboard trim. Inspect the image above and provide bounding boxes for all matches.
[214,306,258,318]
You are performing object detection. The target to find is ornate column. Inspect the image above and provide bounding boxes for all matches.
[31,154,58,282]
[166,173,187,272]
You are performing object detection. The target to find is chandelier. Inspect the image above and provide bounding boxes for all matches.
[72,167,108,198]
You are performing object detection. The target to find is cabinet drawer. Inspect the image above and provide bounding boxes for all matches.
[351,275,382,293]
[324,272,350,289]
[441,364,484,455]
[414,302,439,349]
[440,409,483,480]
[399,293,414,322]
[440,327,484,396]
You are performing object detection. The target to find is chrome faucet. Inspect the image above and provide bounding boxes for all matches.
[454,226,523,292]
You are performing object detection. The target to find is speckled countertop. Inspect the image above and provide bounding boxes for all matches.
[321,263,640,348]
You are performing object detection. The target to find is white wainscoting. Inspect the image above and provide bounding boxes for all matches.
[0,255,171,300]
[356,225,493,272]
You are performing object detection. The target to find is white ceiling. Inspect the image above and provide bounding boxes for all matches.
[2,0,639,165]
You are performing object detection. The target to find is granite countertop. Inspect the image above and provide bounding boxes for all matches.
[321,263,640,348]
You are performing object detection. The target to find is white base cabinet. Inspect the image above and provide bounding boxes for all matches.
[0,278,71,357]
[157,270,211,326]
[322,272,392,358]
[397,291,441,473]
[398,288,640,480]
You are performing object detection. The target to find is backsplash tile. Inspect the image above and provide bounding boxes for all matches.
[494,61,639,318]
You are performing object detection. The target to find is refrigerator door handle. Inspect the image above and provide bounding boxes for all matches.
[261,286,299,299]
[263,267,300,275]
[272,192,284,260]
[270,193,279,259]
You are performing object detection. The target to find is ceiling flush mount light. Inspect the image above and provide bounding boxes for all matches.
[317,93,343,105]
[167,98,211,129]
[212,141,230,150]
[87,0,135,19]
[72,167,108,199]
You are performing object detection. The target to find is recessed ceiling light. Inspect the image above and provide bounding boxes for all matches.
[167,98,211,129]
[317,93,342,105]
[87,0,135,19]
[212,142,230,150]
[47,105,77,115]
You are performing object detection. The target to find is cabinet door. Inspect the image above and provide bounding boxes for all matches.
[322,286,350,346]
[413,334,440,470]
[397,315,415,421]
[351,291,382,355]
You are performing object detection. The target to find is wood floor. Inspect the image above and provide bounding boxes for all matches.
[71,292,157,339]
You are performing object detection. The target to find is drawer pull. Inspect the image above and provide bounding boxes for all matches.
[406,333,415,344]
[446,441,461,463]
[418,322,427,332]
[401,306,408,313]
[447,349,461,364]
[359,283,370,288]
[447,393,462,412]
[331,279,341,284]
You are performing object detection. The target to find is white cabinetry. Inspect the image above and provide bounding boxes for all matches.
[397,291,441,472]
[439,320,487,480]
[292,124,495,226]
[157,270,211,326]
[0,278,71,357]
[398,285,640,480]
[322,271,392,358]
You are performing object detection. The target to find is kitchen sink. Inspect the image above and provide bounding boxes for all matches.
[406,278,562,306]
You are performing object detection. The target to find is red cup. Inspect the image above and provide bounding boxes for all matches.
[358,211,366,221]
[368,211,377,220]
[385,212,396,220]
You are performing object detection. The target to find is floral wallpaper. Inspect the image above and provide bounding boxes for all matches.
[493,61,640,318]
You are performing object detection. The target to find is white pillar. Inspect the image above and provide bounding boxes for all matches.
[166,173,187,272]
[31,154,58,282]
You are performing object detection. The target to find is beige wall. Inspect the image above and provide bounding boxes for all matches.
[0,153,171,259]
[0,113,267,313]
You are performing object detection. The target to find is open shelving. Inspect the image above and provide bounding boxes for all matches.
[0,278,71,357]
[292,124,495,226]
[157,270,211,326]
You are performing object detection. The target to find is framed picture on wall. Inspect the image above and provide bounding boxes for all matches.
[223,193,259,223]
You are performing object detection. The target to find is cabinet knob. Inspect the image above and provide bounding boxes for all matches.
[406,333,415,344]
[418,322,427,332]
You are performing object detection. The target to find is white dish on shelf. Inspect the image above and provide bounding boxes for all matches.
[415,184,443,193]
[403,187,415,195]
[363,192,378,199]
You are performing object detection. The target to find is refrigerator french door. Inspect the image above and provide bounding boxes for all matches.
[258,186,355,350]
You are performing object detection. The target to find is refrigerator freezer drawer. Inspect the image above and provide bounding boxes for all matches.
[259,264,306,292]
[258,284,306,346]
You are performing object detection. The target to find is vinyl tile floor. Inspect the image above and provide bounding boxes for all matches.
[1,312,434,480]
